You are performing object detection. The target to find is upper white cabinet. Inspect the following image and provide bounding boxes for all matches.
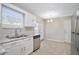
[24,13,35,27]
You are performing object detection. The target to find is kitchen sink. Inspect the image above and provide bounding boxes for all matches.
[6,35,28,39]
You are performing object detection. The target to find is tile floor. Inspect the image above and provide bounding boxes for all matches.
[32,40,71,55]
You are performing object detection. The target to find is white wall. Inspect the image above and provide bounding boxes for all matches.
[64,17,71,43]
[44,16,71,43]
[45,18,65,42]
[36,17,44,40]
[0,4,1,26]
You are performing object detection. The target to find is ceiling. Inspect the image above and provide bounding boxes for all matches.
[13,3,79,19]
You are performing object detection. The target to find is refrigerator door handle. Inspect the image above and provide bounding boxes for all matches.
[72,32,79,35]
[76,33,79,35]
[71,32,75,34]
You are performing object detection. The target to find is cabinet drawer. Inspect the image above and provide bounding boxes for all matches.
[5,45,22,55]
[1,42,17,49]
[23,39,33,46]
[24,43,33,55]
[1,40,23,49]
[1,37,33,55]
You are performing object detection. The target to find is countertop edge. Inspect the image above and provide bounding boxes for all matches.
[0,35,33,44]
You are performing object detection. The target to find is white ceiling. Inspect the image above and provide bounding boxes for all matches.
[13,3,79,19]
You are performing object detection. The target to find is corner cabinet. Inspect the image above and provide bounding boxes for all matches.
[24,13,35,27]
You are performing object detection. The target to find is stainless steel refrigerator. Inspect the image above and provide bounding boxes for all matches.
[71,9,79,55]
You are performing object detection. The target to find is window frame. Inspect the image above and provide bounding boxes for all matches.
[1,4,25,28]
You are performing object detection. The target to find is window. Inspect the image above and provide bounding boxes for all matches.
[2,5,24,27]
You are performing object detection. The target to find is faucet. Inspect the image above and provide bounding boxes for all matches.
[6,28,22,39]
[15,28,21,37]
[5,28,19,39]
[15,28,18,37]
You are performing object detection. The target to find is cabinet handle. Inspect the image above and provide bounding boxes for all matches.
[21,47,25,52]
[76,33,79,35]
[71,32,75,34]
[77,48,79,54]
[77,48,78,51]
[24,47,26,51]
[21,48,23,52]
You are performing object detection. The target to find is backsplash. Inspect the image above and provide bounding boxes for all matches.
[0,28,15,41]
[0,27,34,41]
[20,27,34,35]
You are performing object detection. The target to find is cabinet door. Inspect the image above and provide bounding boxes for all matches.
[25,41,33,54]
[5,45,22,55]
[24,13,34,27]
[25,38,33,55]
[3,40,23,55]
[20,38,33,55]
[3,37,33,55]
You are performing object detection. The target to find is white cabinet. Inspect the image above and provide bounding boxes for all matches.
[22,38,33,54]
[2,37,33,55]
[2,40,22,55]
[5,45,22,55]
[19,37,33,55]
[24,13,35,27]
[34,21,40,35]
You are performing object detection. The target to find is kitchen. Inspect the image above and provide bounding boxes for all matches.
[0,3,44,55]
[0,3,79,55]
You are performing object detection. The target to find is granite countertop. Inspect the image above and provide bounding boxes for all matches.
[0,35,33,44]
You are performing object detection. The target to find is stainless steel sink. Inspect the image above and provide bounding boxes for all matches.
[6,35,28,39]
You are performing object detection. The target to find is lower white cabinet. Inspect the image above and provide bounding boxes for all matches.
[5,45,22,55]
[3,37,33,55]
[22,38,33,55]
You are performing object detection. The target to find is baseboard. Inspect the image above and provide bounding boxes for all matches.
[46,39,64,43]
[46,39,71,44]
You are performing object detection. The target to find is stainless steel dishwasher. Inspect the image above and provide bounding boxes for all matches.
[33,35,40,52]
